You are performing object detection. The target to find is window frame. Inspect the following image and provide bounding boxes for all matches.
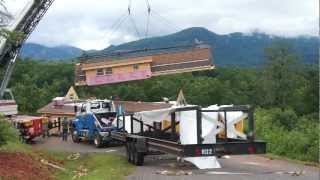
[133,64,139,71]
[96,68,104,76]
[105,67,113,75]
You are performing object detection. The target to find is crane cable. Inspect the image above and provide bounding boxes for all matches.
[145,0,151,38]
[150,9,182,32]
[99,12,129,47]
[127,0,141,39]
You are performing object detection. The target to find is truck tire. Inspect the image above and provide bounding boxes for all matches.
[94,134,102,148]
[71,131,80,143]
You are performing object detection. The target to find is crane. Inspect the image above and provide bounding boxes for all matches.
[0,0,54,98]
[0,0,54,116]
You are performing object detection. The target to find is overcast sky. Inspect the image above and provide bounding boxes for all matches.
[3,0,319,50]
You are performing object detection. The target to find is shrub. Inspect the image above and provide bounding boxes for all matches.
[0,117,19,146]
[255,108,319,162]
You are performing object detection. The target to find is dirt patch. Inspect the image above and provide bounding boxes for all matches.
[0,152,52,180]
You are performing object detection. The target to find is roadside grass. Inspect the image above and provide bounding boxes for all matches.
[54,153,135,180]
[264,154,320,168]
[0,141,33,153]
[0,142,135,180]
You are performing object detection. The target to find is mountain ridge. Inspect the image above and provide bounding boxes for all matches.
[21,27,318,66]
[20,43,83,60]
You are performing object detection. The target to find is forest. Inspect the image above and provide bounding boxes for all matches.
[1,43,319,162]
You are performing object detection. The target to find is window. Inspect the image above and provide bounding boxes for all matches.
[90,102,100,109]
[81,104,86,112]
[102,102,111,111]
[105,67,112,75]
[133,64,139,71]
[96,69,104,76]
[78,70,86,81]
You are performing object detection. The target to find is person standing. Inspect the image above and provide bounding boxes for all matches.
[42,120,48,138]
[62,117,69,141]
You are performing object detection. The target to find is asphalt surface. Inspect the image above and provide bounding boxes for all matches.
[32,137,320,180]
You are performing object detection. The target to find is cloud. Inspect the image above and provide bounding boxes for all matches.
[4,0,318,50]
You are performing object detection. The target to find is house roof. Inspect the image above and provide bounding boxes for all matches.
[79,44,211,63]
[37,100,172,116]
[114,101,172,114]
[37,101,76,116]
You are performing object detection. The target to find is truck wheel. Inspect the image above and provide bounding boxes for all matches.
[72,131,80,143]
[94,135,102,148]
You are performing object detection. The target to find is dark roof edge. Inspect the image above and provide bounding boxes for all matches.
[79,44,212,63]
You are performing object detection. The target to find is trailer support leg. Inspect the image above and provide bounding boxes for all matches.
[130,115,134,134]
[196,109,202,144]
[224,111,228,142]
[171,113,176,139]
[248,108,255,142]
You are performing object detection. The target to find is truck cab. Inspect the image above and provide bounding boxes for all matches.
[71,99,118,147]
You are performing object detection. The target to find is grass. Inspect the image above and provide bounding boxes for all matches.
[54,153,135,180]
[0,142,135,180]
[0,141,33,153]
[264,154,320,168]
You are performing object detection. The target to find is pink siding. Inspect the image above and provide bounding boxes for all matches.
[86,69,152,86]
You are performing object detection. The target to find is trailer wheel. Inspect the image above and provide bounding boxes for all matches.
[126,142,132,162]
[132,144,144,166]
[131,143,136,164]
[94,134,103,148]
[133,151,144,166]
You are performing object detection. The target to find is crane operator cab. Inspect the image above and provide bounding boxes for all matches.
[71,99,118,147]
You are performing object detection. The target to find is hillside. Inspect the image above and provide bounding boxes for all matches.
[21,27,318,66]
[20,43,83,60]
[101,27,318,66]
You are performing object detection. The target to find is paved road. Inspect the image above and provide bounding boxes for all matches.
[32,137,319,180]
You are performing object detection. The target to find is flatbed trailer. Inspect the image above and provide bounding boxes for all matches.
[110,105,266,166]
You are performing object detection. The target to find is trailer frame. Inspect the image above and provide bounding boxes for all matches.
[111,105,266,166]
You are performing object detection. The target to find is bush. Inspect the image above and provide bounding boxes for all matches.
[0,117,19,146]
[255,108,319,162]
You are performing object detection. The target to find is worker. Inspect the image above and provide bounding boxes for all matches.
[62,117,69,141]
[42,121,48,138]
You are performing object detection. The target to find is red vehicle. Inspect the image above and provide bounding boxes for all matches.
[11,116,48,142]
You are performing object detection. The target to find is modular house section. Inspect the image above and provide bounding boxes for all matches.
[75,45,215,86]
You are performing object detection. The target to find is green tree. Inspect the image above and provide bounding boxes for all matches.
[261,42,300,110]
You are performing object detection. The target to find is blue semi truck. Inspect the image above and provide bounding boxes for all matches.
[70,99,119,148]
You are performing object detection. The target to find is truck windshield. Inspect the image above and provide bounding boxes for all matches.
[90,103,100,109]
[102,102,111,110]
